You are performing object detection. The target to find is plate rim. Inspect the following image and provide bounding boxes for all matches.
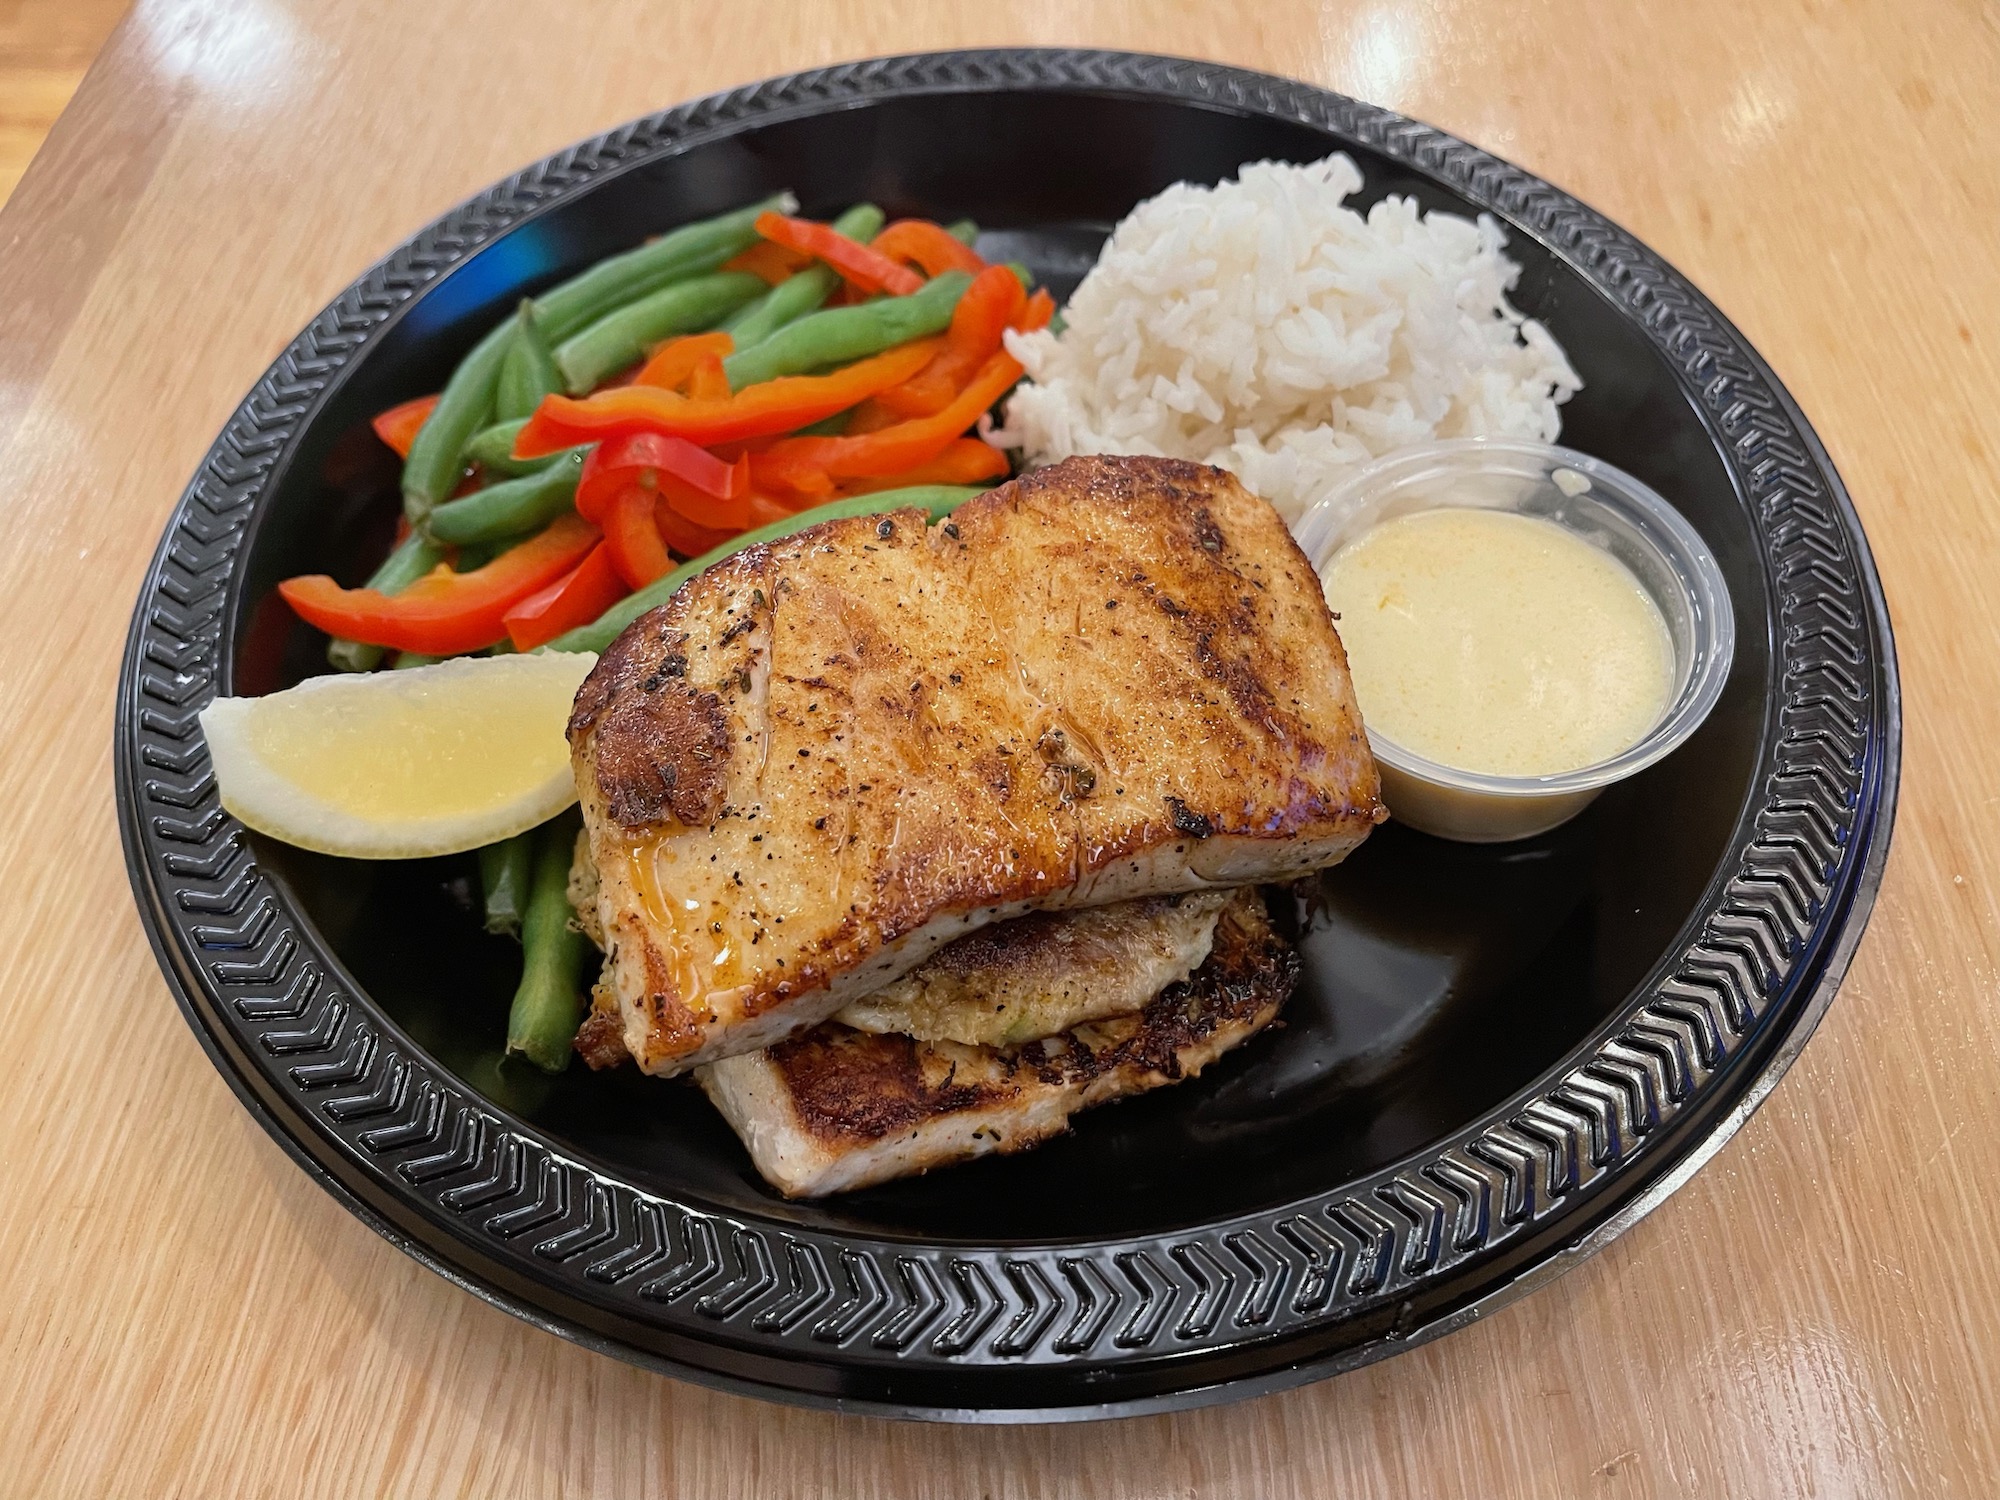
[114,45,1900,1422]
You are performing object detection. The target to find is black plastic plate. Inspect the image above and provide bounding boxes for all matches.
[116,50,1897,1422]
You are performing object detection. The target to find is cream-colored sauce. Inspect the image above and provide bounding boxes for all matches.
[1322,507,1674,777]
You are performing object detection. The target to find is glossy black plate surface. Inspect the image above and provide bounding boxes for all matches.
[116,50,1897,1421]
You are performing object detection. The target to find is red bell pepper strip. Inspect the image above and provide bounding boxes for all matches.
[575,432,749,526]
[724,239,812,286]
[653,498,736,558]
[602,486,677,588]
[502,542,628,652]
[874,265,1026,419]
[634,331,735,390]
[279,513,599,655]
[752,352,1024,496]
[1014,287,1056,331]
[761,465,838,503]
[372,395,439,459]
[660,466,751,530]
[835,438,1010,495]
[841,400,904,435]
[755,212,923,297]
[745,492,806,528]
[514,339,944,454]
[871,220,986,278]
[686,352,730,401]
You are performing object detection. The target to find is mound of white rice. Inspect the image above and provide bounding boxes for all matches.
[989,154,1582,524]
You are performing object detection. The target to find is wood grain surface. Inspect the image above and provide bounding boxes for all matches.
[0,0,128,206]
[0,1,1993,1495]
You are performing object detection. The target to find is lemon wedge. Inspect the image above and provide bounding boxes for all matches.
[199,652,598,859]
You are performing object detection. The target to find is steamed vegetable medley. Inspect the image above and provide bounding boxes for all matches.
[278,194,1053,669]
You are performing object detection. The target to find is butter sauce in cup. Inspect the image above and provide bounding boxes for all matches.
[1291,439,1735,842]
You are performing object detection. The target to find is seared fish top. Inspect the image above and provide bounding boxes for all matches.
[836,891,1229,1046]
[570,455,1381,1075]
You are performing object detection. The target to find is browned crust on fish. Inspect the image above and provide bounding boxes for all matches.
[696,889,1297,1195]
[776,888,1292,1145]
[836,890,1228,1045]
[570,622,732,828]
[573,1005,630,1071]
[570,457,1380,1075]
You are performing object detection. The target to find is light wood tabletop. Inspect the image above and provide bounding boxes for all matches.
[0,0,126,207]
[0,1,1994,1494]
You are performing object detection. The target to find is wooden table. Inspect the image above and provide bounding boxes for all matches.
[1,1,1992,1493]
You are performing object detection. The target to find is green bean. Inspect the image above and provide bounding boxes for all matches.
[401,317,514,524]
[426,449,583,545]
[722,270,972,390]
[479,831,535,937]
[389,651,444,670]
[792,408,852,438]
[458,1049,555,1114]
[946,218,978,245]
[556,272,766,394]
[722,203,886,349]
[401,194,794,521]
[506,814,592,1072]
[721,268,839,351]
[326,532,448,672]
[540,485,985,657]
[495,301,562,422]
[834,203,888,241]
[452,537,509,572]
[464,418,578,476]
[534,194,792,343]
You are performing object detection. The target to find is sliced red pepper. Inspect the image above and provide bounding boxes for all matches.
[515,339,944,454]
[841,400,904,436]
[753,351,1025,497]
[686,352,730,401]
[660,468,751,530]
[502,542,628,652]
[723,239,811,286]
[576,431,748,527]
[745,492,806,528]
[835,439,1010,495]
[871,220,986,278]
[759,464,837,503]
[755,212,924,297]
[874,265,1026,419]
[653,497,736,557]
[1014,287,1055,331]
[372,395,439,459]
[634,331,735,391]
[279,514,599,655]
[602,486,675,589]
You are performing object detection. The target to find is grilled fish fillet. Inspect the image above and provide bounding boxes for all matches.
[569,454,1381,1076]
[836,890,1230,1045]
[570,890,1231,1062]
[697,888,1294,1197]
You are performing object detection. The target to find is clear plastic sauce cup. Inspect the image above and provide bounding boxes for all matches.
[1291,438,1736,843]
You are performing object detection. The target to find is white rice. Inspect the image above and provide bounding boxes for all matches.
[988,154,1582,524]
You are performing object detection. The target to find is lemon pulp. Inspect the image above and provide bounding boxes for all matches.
[243,668,578,821]
[200,652,598,858]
